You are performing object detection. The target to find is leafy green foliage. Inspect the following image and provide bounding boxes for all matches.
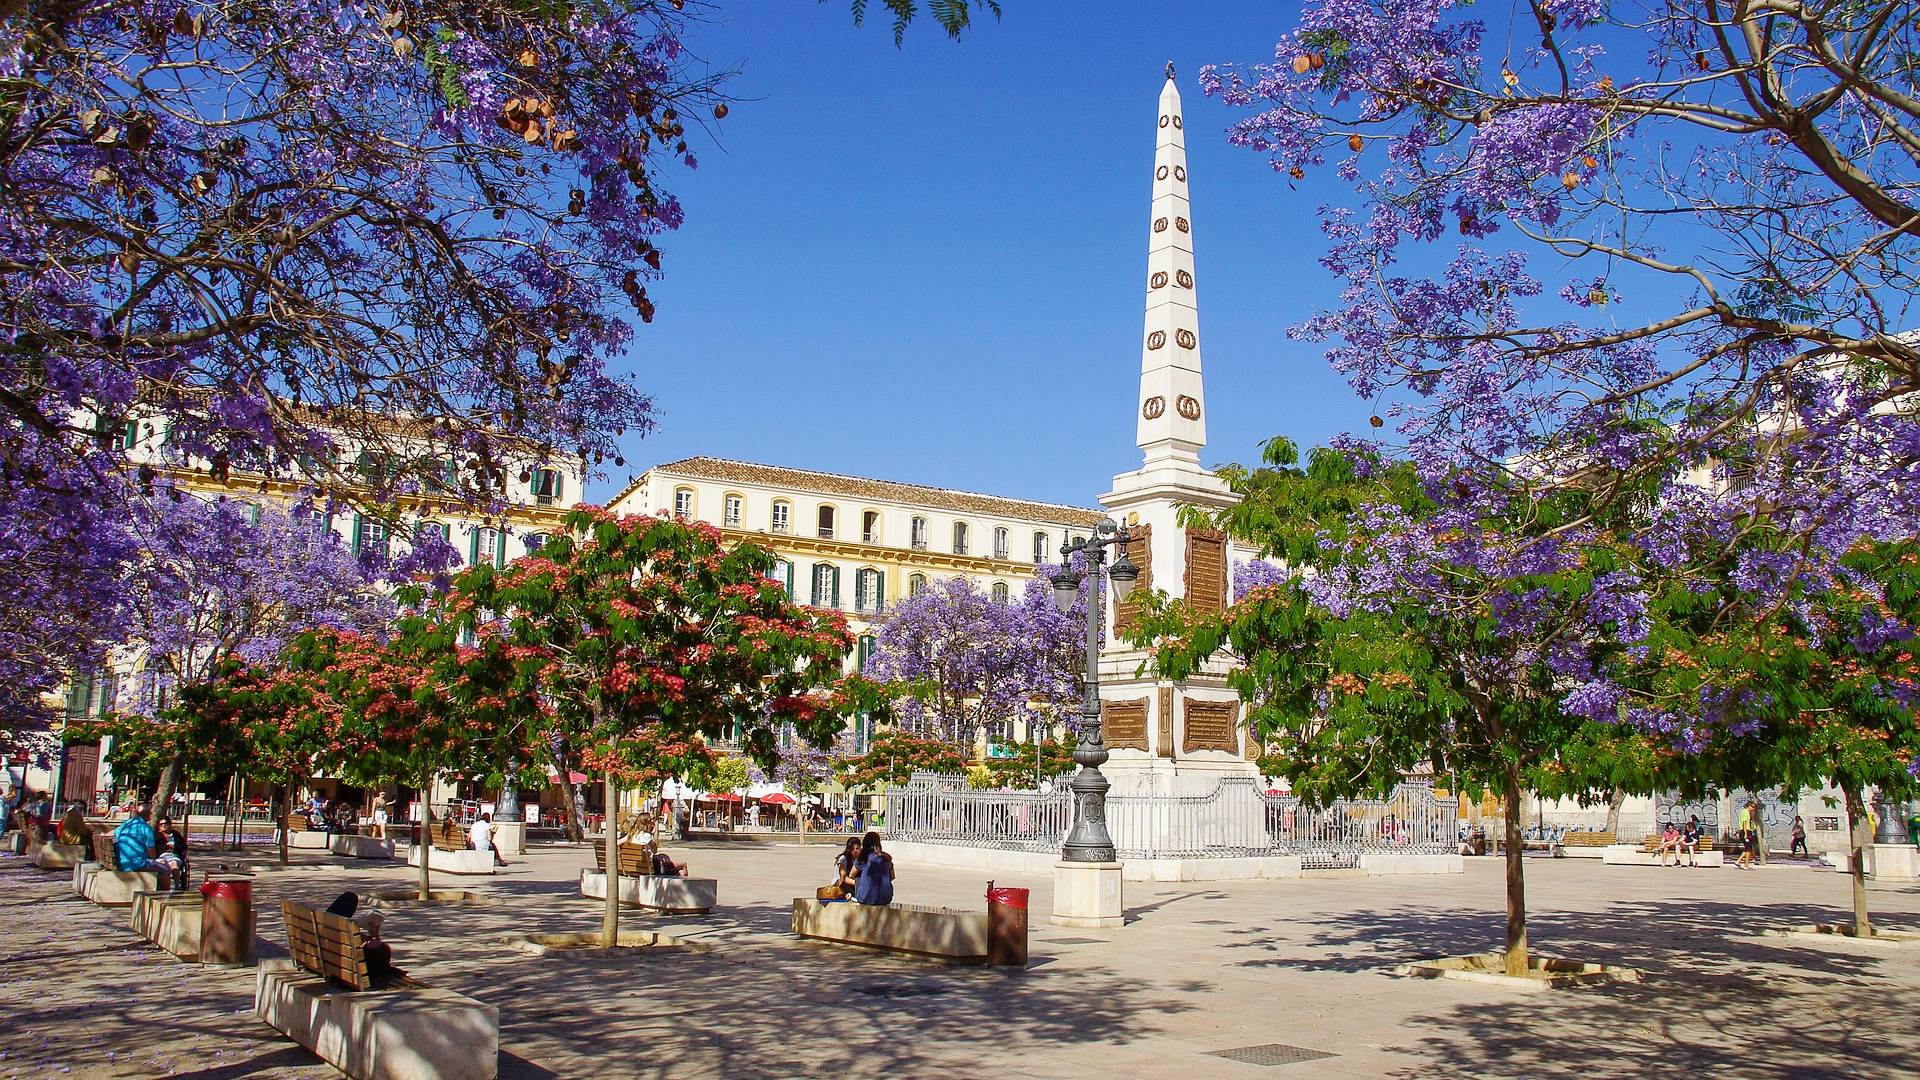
[842,0,1002,45]
[836,728,966,788]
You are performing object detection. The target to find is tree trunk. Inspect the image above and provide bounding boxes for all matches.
[603,772,620,948]
[1603,786,1626,835]
[551,746,588,842]
[417,774,434,902]
[1503,770,1529,977]
[1843,784,1872,937]
[151,756,181,821]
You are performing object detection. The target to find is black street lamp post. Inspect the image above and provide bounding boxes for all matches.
[1050,519,1139,864]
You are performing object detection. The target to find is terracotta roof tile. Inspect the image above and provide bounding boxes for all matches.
[628,457,1104,527]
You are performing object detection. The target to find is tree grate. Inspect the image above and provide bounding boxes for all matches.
[1043,937,1106,945]
[1208,1044,1337,1067]
[856,984,949,998]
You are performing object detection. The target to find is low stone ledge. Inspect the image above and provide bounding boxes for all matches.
[578,870,716,914]
[505,930,709,957]
[132,891,203,961]
[1765,923,1920,950]
[255,957,498,1080]
[1358,852,1466,876]
[402,846,496,876]
[791,898,988,965]
[1600,845,1725,868]
[368,890,499,907]
[86,868,162,906]
[1392,951,1640,991]
[288,831,332,850]
[31,841,86,870]
[332,835,395,859]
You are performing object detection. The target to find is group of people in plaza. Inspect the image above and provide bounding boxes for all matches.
[822,831,895,906]
[110,803,191,890]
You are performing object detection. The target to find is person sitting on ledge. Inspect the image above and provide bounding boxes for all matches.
[114,803,167,888]
[56,804,91,846]
[651,850,689,877]
[326,891,396,980]
[154,814,190,891]
[851,831,894,907]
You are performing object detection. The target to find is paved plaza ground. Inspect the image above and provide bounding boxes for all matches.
[3,841,1918,1079]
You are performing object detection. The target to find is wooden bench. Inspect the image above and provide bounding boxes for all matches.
[430,819,470,852]
[1604,835,1724,867]
[404,820,495,874]
[593,843,657,876]
[791,898,993,965]
[257,900,499,1080]
[1560,831,1615,858]
[1639,834,1718,853]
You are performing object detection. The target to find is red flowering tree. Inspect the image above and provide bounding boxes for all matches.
[837,729,969,789]
[440,507,867,944]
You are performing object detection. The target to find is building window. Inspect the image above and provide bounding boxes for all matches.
[812,563,840,608]
[952,521,970,555]
[993,527,1010,560]
[354,516,389,559]
[854,568,885,613]
[724,494,743,528]
[772,500,791,534]
[533,468,564,506]
[1033,531,1050,563]
[862,510,881,544]
[109,420,138,452]
[908,573,928,597]
[673,486,694,520]
[65,669,117,719]
[856,635,876,674]
[910,516,928,550]
[817,505,836,540]
[474,526,501,567]
[770,559,793,595]
[991,581,1009,604]
[523,532,547,557]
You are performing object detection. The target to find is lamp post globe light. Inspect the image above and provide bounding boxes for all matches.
[1050,519,1137,865]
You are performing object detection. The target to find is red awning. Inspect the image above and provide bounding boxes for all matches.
[759,793,796,805]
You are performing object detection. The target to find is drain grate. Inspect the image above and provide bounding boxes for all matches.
[1208,1044,1337,1067]
[856,984,949,999]
[1043,937,1106,945]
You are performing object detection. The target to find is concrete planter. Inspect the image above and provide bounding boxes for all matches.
[402,846,496,875]
[367,890,498,907]
[131,891,204,961]
[31,841,86,870]
[1392,951,1641,992]
[578,869,716,914]
[1601,845,1725,867]
[255,958,498,1080]
[792,897,990,964]
[504,931,706,958]
[1766,923,1920,950]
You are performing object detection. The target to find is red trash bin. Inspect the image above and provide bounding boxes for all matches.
[199,875,255,967]
[985,882,1029,967]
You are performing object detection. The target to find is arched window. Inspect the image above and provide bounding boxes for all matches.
[672,486,694,519]
[910,516,928,550]
[770,559,793,595]
[862,510,881,544]
[811,563,841,608]
[854,567,885,613]
[771,499,791,533]
[1033,531,1050,563]
[993,527,1010,560]
[991,581,1009,604]
[817,504,836,539]
[723,494,743,528]
[952,521,970,555]
[908,573,928,597]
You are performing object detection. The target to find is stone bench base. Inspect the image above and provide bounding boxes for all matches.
[1601,845,1725,867]
[578,870,716,914]
[86,868,163,905]
[404,846,496,875]
[255,958,498,1080]
[31,841,86,870]
[791,898,988,964]
[132,891,204,961]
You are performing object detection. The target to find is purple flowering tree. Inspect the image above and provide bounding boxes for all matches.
[866,573,1081,751]
[2,0,703,508]
[122,490,407,808]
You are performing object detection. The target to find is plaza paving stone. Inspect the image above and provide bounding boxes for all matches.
[3,842,1918,1078]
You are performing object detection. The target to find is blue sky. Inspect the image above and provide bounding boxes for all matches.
[596,3,1365,507]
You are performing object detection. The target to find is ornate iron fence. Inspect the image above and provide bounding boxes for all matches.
[883,773,1457,865]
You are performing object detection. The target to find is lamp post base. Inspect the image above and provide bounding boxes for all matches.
[492,821,526,857]
[1050,860,1125,928]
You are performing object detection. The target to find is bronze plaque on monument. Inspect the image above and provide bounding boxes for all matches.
[1114,523,1153,636]
[1103,697,1150,752]
[1185,528,1227,617]
[1181,697,1239,755]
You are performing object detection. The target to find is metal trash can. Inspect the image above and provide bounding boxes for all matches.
[985,882,1029,967]
[199,875,255,967]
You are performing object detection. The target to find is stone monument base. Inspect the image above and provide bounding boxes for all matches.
[492,821,526,857]
[1871,843,1919,881]
[1051,861,1124,929]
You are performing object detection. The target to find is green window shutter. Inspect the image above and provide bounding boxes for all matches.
[352,514,365,554]
[468,526,480,566]
[831,566,841,609]
[66,673,92,719]
[875,570,885,611]
[785,561,794,595]
[495,529,506,568]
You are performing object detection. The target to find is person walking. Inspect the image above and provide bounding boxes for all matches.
[1790,815,1810,858]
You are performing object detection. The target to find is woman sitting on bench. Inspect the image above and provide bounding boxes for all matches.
[325,892,395,980]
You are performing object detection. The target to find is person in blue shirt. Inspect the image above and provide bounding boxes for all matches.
[851,831,894,906]
[114,804,166,887]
